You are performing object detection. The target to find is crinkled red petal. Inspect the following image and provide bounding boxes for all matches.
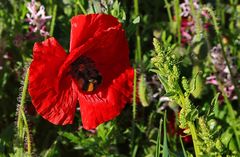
[78,67,134,130]
[28,37,78,125]
[69,14,120,52]
[59,24,130,89]
[29,14,133,129]
[56,14,133,130]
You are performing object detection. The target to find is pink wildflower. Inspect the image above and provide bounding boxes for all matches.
[179,0,210,44]
[26,0,51,37]
[206,45,238,101]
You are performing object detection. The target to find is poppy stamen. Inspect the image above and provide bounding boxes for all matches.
[70,56,102,92]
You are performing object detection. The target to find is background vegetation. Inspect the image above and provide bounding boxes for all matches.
[0,0,240,156]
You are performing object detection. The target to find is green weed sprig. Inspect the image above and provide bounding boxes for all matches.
[150,38,233,156]
[151,38,201,156]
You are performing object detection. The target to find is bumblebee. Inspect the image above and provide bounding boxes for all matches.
[71,56,102,92]
[77,76,102,92]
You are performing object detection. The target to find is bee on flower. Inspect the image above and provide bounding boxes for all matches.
[28,14,134,130]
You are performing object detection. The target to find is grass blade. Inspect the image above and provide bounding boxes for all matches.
[155,118,163,157]
[163,111,169,157]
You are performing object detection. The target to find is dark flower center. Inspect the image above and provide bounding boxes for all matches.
[70,56,102,92]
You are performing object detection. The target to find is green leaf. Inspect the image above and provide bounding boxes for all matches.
[61,132,79,144]
[133,16,140,24]
[43,140,60,157]
[161,31,166,43]
[64,5,72,16]
[132,145,138,157]
[229,137,238,152]
[138,74,150,107]
[190,66,203,98]
[221,128,233,147]
[180,137,188,157]
[167,35,172,43]
[155,119,163,157]
[210,93,220,117]
[164,91,177,97]
[97,124,107,142]
[163,112,169,157]
[185,108,198,122]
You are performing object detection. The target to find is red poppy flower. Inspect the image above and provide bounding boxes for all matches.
[28,14,134,130]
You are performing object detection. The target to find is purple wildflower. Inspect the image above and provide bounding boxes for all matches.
[206,45,238,101]
[179,0,211,44]
[180,0,199,17]
[26,0,51,37]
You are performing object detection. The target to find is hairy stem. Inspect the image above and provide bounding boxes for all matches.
[133,69,137,120]
[17,68,31,156]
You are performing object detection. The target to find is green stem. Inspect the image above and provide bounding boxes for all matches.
[189,0,202,39]
[133,68,137,120]
[133,0,142,63]
[21,108,31,156]
[17,68,31,156]
[49,5,57,36]
[179,95,201,157]
[188,122,201,157]
[133,0,139,22]
[132,0,141,153]
[219,84,240,150]
[163,0,173,24]
[131,68,137,155]
[174,0,181,45]
[77,0,87,15]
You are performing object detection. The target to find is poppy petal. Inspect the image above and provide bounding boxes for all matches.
[59,24,130,89]
[28,37,78,125]
[85,27,131,88]
[77,68,134,130]
[70,14,120,52]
